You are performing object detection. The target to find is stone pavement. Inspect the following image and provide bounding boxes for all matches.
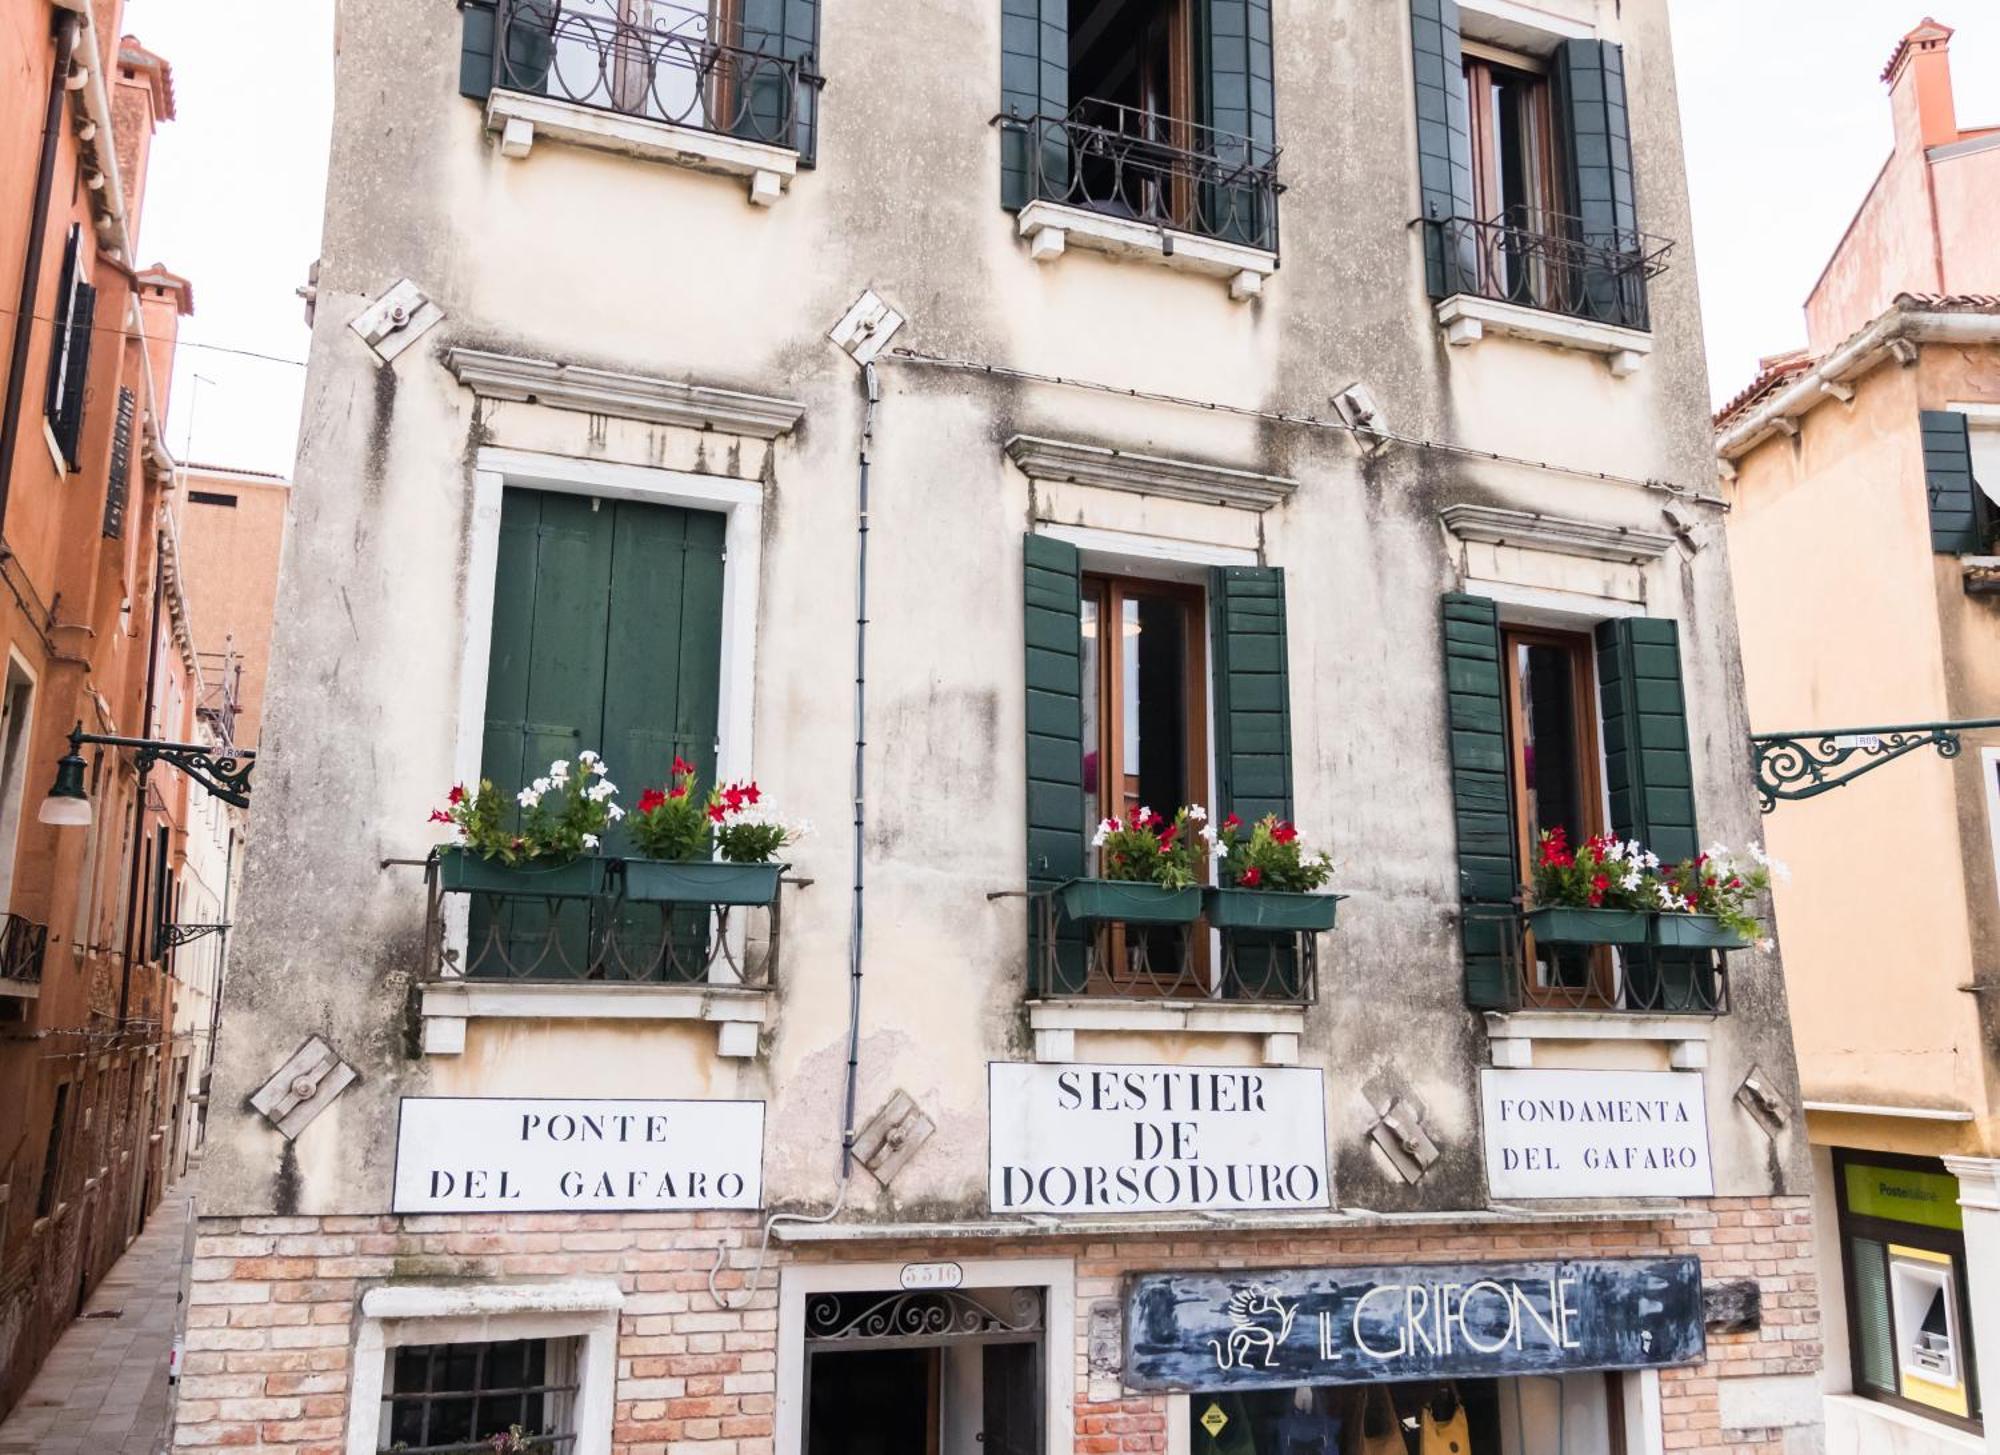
[0,1187,194,1455]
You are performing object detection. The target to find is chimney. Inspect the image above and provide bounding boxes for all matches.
[1882,17,1958,151]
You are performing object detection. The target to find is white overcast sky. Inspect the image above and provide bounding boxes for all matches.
[122,1,1999,474]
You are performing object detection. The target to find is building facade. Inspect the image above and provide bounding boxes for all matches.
[0,0,248,1415]
[185,2,1825,1453]
[1718,19,2000,1455]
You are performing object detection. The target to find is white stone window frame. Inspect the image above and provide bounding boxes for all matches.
[0,646,40,965]
[1026,522,1308,1066]
[421,446,768,1057]
[774,1256,1075,1455]
[344,1280,622,1455]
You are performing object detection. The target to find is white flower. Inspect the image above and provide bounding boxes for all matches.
[548,758,571,782]
[531,776,551,795]
[581,833,599,850]
[1604,840,1626,862]
[516,787,542,809]
[584,780,617,803]
[1641,851,1661,870]
[605,803,625,822]
[1653,881,1681,911]
[1757,937,1776,953]
[1186,804,1208,823]
[1091,819,1118,848]
[1136,806,1153,826]
[1622,870,1642,891]
[578,749,603,771]
[1209,841,1228,863]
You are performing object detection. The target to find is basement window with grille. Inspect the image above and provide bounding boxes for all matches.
[377,1338,579,1453]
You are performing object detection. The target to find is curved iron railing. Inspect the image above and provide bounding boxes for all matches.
[423,855,781,987]
[0,913,47,985]
[1427,207,1672,332]
[1466,904,1728,1015]
[999,98,1283,253]
[1030,893,1317,1004]
[493,0,816,153]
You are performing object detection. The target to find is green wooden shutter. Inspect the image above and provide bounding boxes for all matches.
[1594,617,1696,864]
[457,0,498,100]
[1410,0,1474,298]
[1210,566,1292,823]
[736,0,821,162]
[53,284,95,470]
[1920,410,1984,554]
[1000,0,1068,209]
[1199,0,1276,249]
[44,225,80,426]
[1554,39,1640,326]
[1441,594,1515,1009]
[1025,534,1085,991]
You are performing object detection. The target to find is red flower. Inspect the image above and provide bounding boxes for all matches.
[429,809,453,824]
[668,785,688,800]
[1105,817,1121,832]
[722,784,747,813]
[1241,866,1263,888]
[1160,825,1179,849]
[638,788,667,815]
[745,782,761,805]
[1272,822,1298,845]
[707,803,727,823]
[1592,874,1610,891]
[1222,813,1241,832]
[1588,890,1604,907]
[1728,876,1742,889]
[448,784,467,806]
[672,756,695,778]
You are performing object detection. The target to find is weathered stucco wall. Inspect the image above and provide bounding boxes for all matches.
[201,0,1807,1231]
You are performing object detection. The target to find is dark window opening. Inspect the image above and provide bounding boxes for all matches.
[188,490,238,508]
[36,1083,69,1218]
[44,223,96,470]
[380,1338,576,1454]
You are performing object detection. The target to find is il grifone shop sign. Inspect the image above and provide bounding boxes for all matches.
[988,1062,1329,1215]
[1480,1068,1715,1200]
[1125,1257,1705,1390]
[392,1097,763,1213]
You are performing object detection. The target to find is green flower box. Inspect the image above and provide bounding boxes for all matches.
[436,846,605,899]
[1525,906,1651,946]
[619,859,783,906]
[1055,879,1203,926]
[1204,888,1342,933]
[1651,913,1752,951]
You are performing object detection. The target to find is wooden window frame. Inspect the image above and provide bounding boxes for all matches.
[1082,572,1211,993]
[1462,44,1561,225]
[1832,1148,1984,1434]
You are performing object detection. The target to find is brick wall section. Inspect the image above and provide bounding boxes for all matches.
[170,1197,1816,1455]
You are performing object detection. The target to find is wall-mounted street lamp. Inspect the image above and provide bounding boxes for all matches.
[38,722,255,827]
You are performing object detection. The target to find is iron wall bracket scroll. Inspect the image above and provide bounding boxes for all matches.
[1750,718,2000,812]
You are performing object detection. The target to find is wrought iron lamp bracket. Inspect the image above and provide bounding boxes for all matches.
[72,727,256,808]
[1751,718,2000,811]
[159,922,231,951]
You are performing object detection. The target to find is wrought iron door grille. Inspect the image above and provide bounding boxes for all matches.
[1426,207,1673,332]
[998,99,1283,253]
[804,1289,1044,1349]
[492,0,820,154]
[0,914,48,984]
[378,1338,576,1454]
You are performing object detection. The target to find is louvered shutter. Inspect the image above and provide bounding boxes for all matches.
[999,0,1068,209]
[1593,617,1696,865]
[53,284,95,470]
[1554,39,1642,327]
[1199,0,1276,249]
[1024,533,1086,991]
[1410,0,1474,298]
[460,0,552,101]
[44,226,80,432]
[103,387,134,539]
[1210,566,1292,822]
[1441,594,1515,1009]
[457,0,497,99]
[736,0,821,162]
[1920,410,1984,554]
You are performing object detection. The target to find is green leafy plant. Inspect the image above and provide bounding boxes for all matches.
[1091,805,1209,891]
[1215,812,1334,892]
[1530,828,1656,911]
[430,751,621,865]
[628,759,805,864]
[1654,844,1775,944]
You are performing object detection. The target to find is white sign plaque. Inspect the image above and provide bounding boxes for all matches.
[900,1262,963,1290]
[393,1097,764,1213]
[1480,1069,1714,1200]
[988,1062,1330,1215]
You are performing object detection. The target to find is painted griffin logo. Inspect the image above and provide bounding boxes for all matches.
[1209,1286,1298,1370]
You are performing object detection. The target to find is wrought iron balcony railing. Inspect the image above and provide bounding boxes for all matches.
[0,914,48,985]
[1426,207,1673,333]
[490,0,820,156]
[422,855,782,988]
[1030,893,1317,1005]
[999,99,1283,253]
[1467,905,1729,1016]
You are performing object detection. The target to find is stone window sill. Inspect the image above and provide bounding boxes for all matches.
[1436,294,1654,376]
[1015,200,1278,301]
[484,89,797,206]
[1483,1010,1710,1069]
[1822,1393,1983,1451]
[1026,997,1306,1066]
[0,977,39,1000]
[419,979,770,1059]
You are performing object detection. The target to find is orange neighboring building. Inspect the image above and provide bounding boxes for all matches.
[1718,18,2000,1455]
[176,465,291,750]
[0,0,222,1416]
